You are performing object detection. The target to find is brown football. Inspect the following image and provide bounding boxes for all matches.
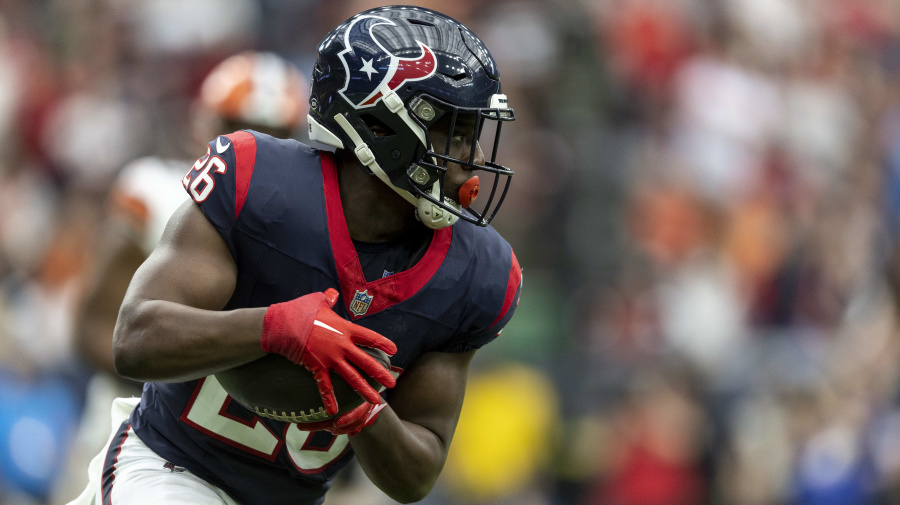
[215,347,391,424]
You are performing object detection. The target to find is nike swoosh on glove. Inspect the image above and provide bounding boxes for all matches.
[260,288,397,415]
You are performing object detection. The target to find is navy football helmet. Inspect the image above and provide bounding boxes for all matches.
[308,5,515,229]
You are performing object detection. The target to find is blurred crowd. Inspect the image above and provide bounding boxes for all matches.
[2,0,900,504]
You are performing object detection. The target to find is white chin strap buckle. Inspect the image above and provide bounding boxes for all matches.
[415,183,459,229]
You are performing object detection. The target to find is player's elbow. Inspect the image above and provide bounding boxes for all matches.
[385,482,436,504]
[377,466,441,503]
[112,338,140,381]
[111,301,152,380]
[363,427,447,502]
[112,340,141,382]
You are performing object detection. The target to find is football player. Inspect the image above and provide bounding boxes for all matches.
[70,6,522,505]
[58,51,307,504]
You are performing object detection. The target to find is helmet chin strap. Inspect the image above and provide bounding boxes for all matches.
[415,179,460,229]
[332,93,460,229]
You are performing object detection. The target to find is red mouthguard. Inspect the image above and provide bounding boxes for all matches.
[459,176,480,208]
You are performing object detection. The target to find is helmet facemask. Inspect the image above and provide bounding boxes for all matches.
[404,94,515,228]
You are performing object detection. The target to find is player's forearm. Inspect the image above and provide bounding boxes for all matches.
[113,298,267,383]
[350,408,447,503]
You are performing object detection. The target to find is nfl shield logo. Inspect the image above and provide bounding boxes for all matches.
[349,290,374,317]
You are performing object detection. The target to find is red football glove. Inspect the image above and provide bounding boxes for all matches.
[294,400,387,436]
[330,401,386,436]
[261,288,397,416]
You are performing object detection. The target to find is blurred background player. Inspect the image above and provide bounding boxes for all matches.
[50,50,308,504]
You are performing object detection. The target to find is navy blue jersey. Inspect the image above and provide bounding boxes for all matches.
[129,130,522,505]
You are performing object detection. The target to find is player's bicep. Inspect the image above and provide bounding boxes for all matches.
[124,200,236,311]
[387,350,475,449]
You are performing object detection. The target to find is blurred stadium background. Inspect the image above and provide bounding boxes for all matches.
[2,0,900,504]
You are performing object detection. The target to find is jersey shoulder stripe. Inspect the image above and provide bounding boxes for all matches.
[227,131,258,221]
[490,249,522,328]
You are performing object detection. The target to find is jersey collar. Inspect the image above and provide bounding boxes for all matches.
[321,152,452,319]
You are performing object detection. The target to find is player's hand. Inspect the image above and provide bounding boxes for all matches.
[261,288,397,415]
[330,401,386,436]
[292,400,386,436]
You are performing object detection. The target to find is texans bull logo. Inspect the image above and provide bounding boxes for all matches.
[338,15,437,109]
